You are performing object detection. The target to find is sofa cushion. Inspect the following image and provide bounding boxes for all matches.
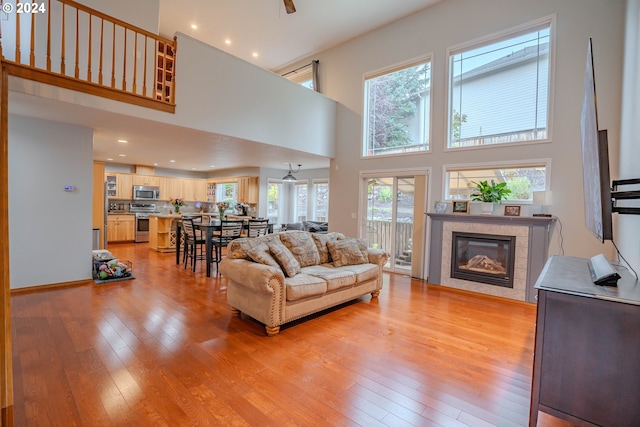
[269,242,301,277]
[312,232,345,264]
[279,231,320,267]
[246,243,280,268]
[341,263,380,283]
[285,274,327,301]
[327,238,369,267]
[300,265,357,292]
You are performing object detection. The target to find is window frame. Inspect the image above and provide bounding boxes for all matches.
[442,158,552,203]
[361,54,433,159]
[267,179,284,226]
[311,179,330,222]
[292,180,309,223]
[444,15,556,152]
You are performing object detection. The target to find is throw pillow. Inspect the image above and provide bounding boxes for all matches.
[312,232,345,264]
[279,231,320,267]
[327,238,369,267]
[246,243,280,268]
[303,221,328,233]
[269,242,301,277]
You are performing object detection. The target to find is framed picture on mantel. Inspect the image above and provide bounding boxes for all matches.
[504,205,521,217]
[452,200,470,214]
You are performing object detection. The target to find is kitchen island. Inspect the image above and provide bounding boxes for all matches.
[148,213,219,252]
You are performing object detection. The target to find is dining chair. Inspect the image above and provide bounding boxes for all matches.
[211,220,244,274]
[182,218,206,272]
[247,218,269,238]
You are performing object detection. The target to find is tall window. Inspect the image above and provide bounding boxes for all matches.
[215,183,237,206]
[293,181,308,222]
[448,19,552,149]
[363,58,431,157]
[444,162,549,202]
[267,180,283,225]
[312,180,329,221]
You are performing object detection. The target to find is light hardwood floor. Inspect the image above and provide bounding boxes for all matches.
[10,242,574,426]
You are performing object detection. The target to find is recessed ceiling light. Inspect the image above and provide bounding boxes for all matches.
[169,160,176,163]
[192,168,196,170]
[106,157,114,161]
[224,39,231,45]
[118,153,126,157]
[190,24,198,30]
[153,163,158,166]
[210,165,216,168]
[252,52,259,58]
[117,139,128,143]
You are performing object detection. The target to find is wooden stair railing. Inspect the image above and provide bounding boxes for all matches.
[0,0,176,113]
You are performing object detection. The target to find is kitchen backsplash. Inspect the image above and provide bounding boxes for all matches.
[109,200,257,216]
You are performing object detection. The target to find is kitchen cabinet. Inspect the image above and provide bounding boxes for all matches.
[104,173,206,202]
[103,173,134,199]
[158,177,205,202]
[116,174,133,199]
[181,178,207,202]
[238,176,259,204]
[132,174,160,187]
[107,214,135,242]
[159,176,181,201]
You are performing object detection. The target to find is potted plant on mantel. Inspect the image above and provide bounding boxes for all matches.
[470,180,511,215]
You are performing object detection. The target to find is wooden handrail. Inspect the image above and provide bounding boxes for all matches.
[58,0,174,44]
[0,0,177,112]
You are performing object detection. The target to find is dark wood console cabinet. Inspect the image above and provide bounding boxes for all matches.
[530,255,640,426]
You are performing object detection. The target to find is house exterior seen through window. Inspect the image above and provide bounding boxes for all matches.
[363,58,431,157]
[445,163,548,202]
[448,21,552,149]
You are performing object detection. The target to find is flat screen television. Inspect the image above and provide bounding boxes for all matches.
[581,38,613,243]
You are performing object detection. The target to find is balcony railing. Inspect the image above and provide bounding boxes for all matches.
[0,0,176,112]
[365,220,413,269]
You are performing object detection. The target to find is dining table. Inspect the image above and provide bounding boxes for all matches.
[175,219,273,277]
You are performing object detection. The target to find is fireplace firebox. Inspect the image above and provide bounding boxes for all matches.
[451,232,516,288]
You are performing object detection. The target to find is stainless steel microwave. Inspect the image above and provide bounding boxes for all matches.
[133,185,160,201]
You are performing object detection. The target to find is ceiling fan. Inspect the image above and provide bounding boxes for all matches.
[283,0,296,14]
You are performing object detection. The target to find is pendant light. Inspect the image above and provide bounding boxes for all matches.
[282,163,301,181]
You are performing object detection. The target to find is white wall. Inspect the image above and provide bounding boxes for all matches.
[280,0,627,262]
[76,0,160,33]
[173,35,336,158]
[618,0,640,274]
[9,115,94,289]
[8,33,337,161]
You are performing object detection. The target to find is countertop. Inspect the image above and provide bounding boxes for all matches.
[149,213,220,219]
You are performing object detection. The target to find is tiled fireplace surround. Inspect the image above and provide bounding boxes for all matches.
[427,214,556,303]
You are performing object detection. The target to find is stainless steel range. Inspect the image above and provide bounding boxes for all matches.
[130,203,157,243]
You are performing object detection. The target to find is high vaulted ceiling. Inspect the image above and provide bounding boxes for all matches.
[158,0,443,71]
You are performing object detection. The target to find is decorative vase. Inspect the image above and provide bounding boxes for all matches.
[481,202,494,215]
[174,206,180,213]
[219,208,225,219]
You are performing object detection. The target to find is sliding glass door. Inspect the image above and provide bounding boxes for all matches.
[362,173,427,277]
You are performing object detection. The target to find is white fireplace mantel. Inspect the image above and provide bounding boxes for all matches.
[427,213,556,303]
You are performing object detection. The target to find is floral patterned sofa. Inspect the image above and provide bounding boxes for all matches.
[219,230,388,336]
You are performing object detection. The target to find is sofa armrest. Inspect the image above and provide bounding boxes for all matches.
[367,248,389,270]
[219,258,285,295]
